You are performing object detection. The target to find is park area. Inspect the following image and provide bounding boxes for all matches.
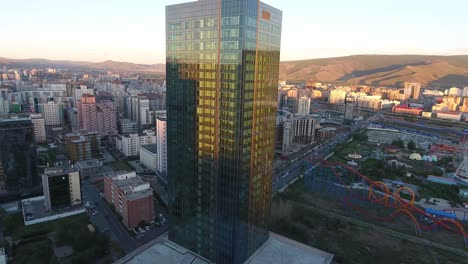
[270,178,468,264]
[327,133,464,207]
[0,212,122,264]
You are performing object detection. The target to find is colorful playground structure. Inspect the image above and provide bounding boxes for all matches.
[305,159,468,249]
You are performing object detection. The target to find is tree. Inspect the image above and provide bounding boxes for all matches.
[391,139,405,148]
[1,212,23,235]
[407,140,416,151]
[353,133,368,142]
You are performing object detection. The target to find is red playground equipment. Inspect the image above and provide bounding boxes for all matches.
[305,159,468,249]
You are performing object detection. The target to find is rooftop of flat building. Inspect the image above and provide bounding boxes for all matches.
[120,130,156,138]
[125,188,153,201]
[244,233,334,264]
[114,232,333,264]
[75,159,102,169]
[70,136,88,144]
[120,119,137,124]
[105,172,153,200]
[21,196,85,225]
[114,233,213,264]
[65,130,100,138]
[44,165,79,177]
[0,116,31,123]
[140,144,157,154]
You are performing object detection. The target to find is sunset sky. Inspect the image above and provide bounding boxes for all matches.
[1,0,467,64]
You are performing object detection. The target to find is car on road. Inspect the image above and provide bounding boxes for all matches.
[92,211,99,216]
[145,226,150,231]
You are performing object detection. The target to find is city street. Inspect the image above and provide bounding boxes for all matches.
[82,181,139,253]
[81,180,169,254]
[273,111,383,192]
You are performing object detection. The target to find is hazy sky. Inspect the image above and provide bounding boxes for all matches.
[1,0,467,64]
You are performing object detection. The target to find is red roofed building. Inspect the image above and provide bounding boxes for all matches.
[392,105,422,116]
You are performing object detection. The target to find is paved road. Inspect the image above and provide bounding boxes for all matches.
[272,111,383,192]
[82,177,169,254]
[82,181,139,253]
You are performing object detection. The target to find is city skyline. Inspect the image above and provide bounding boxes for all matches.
[1,0,467,64]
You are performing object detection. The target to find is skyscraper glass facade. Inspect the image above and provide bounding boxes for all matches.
[166,0,281,263]
[0,118,38,192]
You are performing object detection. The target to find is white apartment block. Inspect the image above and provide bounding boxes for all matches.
[297,96,311,116]
[30,114,47,143]
[139,144,158,172]
[139,98,150,125]
[0,97,9,114]
[437,111,462,121]
[73,86,94,103]
[329,90,347,105]
[39,101,63,126]
[116,130,157,157]
[447,87,462,97]
[156,115,167,173]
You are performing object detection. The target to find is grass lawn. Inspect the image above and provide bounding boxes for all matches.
[6,214,89,240]
[3,214,112,264]
[272,196,467,264]
[274,177,468,261]
[331,140,374,162]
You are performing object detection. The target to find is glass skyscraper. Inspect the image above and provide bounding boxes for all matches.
[166,0,282,263]
[0,118,38,193]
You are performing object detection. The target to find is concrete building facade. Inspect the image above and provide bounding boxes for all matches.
[39,101,64,126]
[119,119,138,134]
[65,131,101,162]
[437,111,462,121]
[0,97,9,114]
[42,166,81,211]
[156,115,167,173]
[404,82,421,100]
[329,90,347,105]
[139,144,158,172]
[80,94,118,136]
[103,171,154,229]
[115,130,157,157]
[30,114,46,143]
[292,117,317,144]
[297,96,311,116]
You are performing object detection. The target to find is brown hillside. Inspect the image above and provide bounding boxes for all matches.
[279,55,468,87]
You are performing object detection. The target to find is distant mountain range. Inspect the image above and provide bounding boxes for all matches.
[2,55,468,87]
[279,55,468,87]
[0,57,165,73]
